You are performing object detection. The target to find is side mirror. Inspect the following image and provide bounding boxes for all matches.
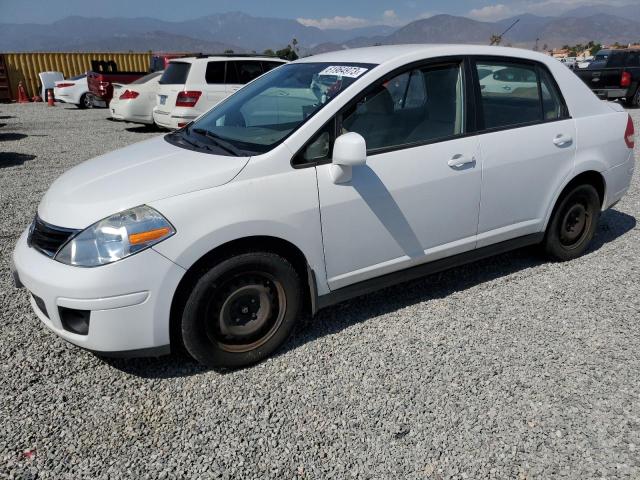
[330,132,367,184]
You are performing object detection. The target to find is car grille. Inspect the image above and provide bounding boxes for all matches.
[27,215,80,258]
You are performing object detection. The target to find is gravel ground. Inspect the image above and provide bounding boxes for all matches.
[1,102,639,479]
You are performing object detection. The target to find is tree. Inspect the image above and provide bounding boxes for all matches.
[263,49,276,57]
[590,43,602,55]
[275,45,298,61]
[224,49,234,54]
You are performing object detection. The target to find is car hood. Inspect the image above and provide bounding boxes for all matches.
[39,136,250,229]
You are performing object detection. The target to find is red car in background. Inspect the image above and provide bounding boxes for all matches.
[87,54,183,107]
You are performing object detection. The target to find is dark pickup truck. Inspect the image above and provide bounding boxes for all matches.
[575,49,640,106]
[87,60,148,107]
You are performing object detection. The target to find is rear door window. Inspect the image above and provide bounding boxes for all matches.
[159,62,190,85]
[539,68,565,120]
[226,61,264,85]
[475,61,541,129]
[206,61,225,84]
[475,60,568,130]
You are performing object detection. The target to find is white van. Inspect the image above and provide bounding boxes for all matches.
[153,55,287,129]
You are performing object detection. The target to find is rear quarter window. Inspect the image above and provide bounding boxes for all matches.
[206,61,225,84]
[475,60,567,130]
[159,62,191,85]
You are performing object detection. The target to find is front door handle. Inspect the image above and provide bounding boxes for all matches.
[448,154,475,169]
[553,134,573,147]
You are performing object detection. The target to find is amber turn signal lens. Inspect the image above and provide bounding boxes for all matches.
[129,227,171,245]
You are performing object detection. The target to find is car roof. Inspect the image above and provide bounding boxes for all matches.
[171,56,287,64]
[295,44,558,66]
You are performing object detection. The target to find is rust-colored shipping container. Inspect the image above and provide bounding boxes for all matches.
[1,52,152,101]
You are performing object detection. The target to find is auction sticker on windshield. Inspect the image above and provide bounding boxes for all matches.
[319,66,369,78]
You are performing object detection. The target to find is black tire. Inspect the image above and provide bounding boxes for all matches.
[77,93,93,109]
[543,184,600,261]
[181,252,302,369]
[628,87,640,108]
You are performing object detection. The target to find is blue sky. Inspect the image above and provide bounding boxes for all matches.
[0,0,635,25]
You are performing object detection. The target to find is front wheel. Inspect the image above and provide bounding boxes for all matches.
[77,93,93,109]
[181,252,302,369]
[543,184,600,261]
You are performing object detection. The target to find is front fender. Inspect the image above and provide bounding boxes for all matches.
[148,166,330,296]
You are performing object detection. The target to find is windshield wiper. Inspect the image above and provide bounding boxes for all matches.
[191,128,244,156]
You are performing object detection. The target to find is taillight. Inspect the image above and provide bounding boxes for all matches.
[176,91,201,107]
[56,83,74,88]
[621,71,632,88]
[625,114,635,149]
[119,90,139,100]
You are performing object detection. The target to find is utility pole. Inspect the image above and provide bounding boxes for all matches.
[490,19,520,46]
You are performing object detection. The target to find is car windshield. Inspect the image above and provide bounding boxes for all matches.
[171,62,376,156]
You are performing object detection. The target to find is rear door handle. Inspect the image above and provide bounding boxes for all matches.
[448,154,475,169]
[553,134,573,147]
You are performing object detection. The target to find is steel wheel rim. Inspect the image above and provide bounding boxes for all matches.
[560,201,590,247]
[206,271,286,353]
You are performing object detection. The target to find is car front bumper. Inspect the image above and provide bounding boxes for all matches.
[12,228,185,356]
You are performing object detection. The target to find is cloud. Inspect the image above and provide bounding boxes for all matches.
[469,0,637,21]
[298,10,407,30]
[468,4,513,21]
[297,15,371,30]
[383,10,398,20]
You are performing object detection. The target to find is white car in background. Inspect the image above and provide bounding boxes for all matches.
[477,65,538,96]
[12,45,636,369]
[110,71,163,125]
[153,55,287,129]
[53,74,92,109]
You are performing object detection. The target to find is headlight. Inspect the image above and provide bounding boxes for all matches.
[55,205,175,267]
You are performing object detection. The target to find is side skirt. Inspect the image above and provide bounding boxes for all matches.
[314,233,544,312]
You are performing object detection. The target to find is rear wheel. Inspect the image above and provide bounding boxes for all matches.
[181,252,302,369]
[543,184,600,261]
[77,93,93,109]
[625,87,640,108]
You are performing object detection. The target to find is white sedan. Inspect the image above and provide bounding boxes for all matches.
[110,71,163,125]
[53,74,92,109]
[12,45,636,369]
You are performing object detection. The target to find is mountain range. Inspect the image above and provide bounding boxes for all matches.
[1,7,639,55]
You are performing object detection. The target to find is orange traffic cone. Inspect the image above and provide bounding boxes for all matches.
[17,81,29,103]
[47,88,55,106]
